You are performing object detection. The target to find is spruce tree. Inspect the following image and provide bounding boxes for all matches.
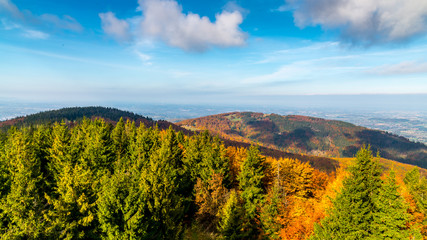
[218,190,244,240]
[97,170,148,239]
[140,127,185,239]
[371,170,411,239]
[1,129,47,238]
[260,180,282,240]
[238,145,266,237]
[311,146,382,240]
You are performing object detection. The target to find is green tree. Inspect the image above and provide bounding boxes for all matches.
[140,127,185,239]
[45,163,98,239]
[371,170,412,239]
[97,170,148,239]
[260,181,282,240]
[238,145,266,237]
[1,129,47,238]
[218,190,244,240]
[311,146,383,240]
[79,118,113,177]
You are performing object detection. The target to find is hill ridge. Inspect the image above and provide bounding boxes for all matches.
[177,111,427,168]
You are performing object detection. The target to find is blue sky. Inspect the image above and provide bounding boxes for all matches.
[1,0,427,105]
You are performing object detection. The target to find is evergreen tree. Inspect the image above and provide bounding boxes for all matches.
[371,170,411,239]
[79,118,114,176]
[128,124,159,172]
[0,129,11,233]
[111,117,129,168]
[1,129,47,238]
[45,163,98,239]
[238,145,266,237]
[218,190,244,240]
[49,122,72,185]
[260,181,282,240]
[311,146,383,240]
[97,170,148,239]
[140,127,185,239]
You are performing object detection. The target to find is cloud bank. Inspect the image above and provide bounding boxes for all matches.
[99,0,247,52]
[284,0,427,45]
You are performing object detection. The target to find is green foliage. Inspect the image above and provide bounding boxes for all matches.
[260,182,281,240]
[238,145,267,237]
[239,145,266,219]
[371,170,412,239]
[1,129,47,238]
[218,190,244,240]
[97,170,148,239]
[139,127,185,239]
[311,146,413,240]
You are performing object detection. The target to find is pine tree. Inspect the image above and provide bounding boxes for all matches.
[79,118,113,176]
[371,170,411,239]
[45,163,98,239]
[49,122,72,185]
[97,170,148,239]
[0,129,11,233]
[1,129,47,238]
[111,117,129,168]
[311,146,382,240]
[238,145,266,238]
[218,190,244,240]
[260,181,282,240]
[140,127,185,239]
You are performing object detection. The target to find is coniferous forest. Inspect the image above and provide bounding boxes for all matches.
[0,117,426,239]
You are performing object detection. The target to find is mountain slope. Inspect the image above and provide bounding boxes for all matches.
[177,112,427,168]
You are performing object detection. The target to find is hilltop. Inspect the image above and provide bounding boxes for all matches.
[0,106,190,134]
[177,112,427,168]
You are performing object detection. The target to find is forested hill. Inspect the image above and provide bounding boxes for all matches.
[0,106,150,127]
[177,112,427,168]
[0,106,188,133]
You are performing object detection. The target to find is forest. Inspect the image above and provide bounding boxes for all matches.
[0,117,426,239]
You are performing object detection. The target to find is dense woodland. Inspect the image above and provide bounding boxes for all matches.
[0,117,426,239]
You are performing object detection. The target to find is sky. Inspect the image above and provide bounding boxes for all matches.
[1,0,427,106]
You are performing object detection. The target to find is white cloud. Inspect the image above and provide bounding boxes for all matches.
[0,0,83,36]
[99,12,131,42]
[22,29,49,39]
[369,61,427,75]
[100,0,247,52]
[40,14,83,32]
[283,0,427,45]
